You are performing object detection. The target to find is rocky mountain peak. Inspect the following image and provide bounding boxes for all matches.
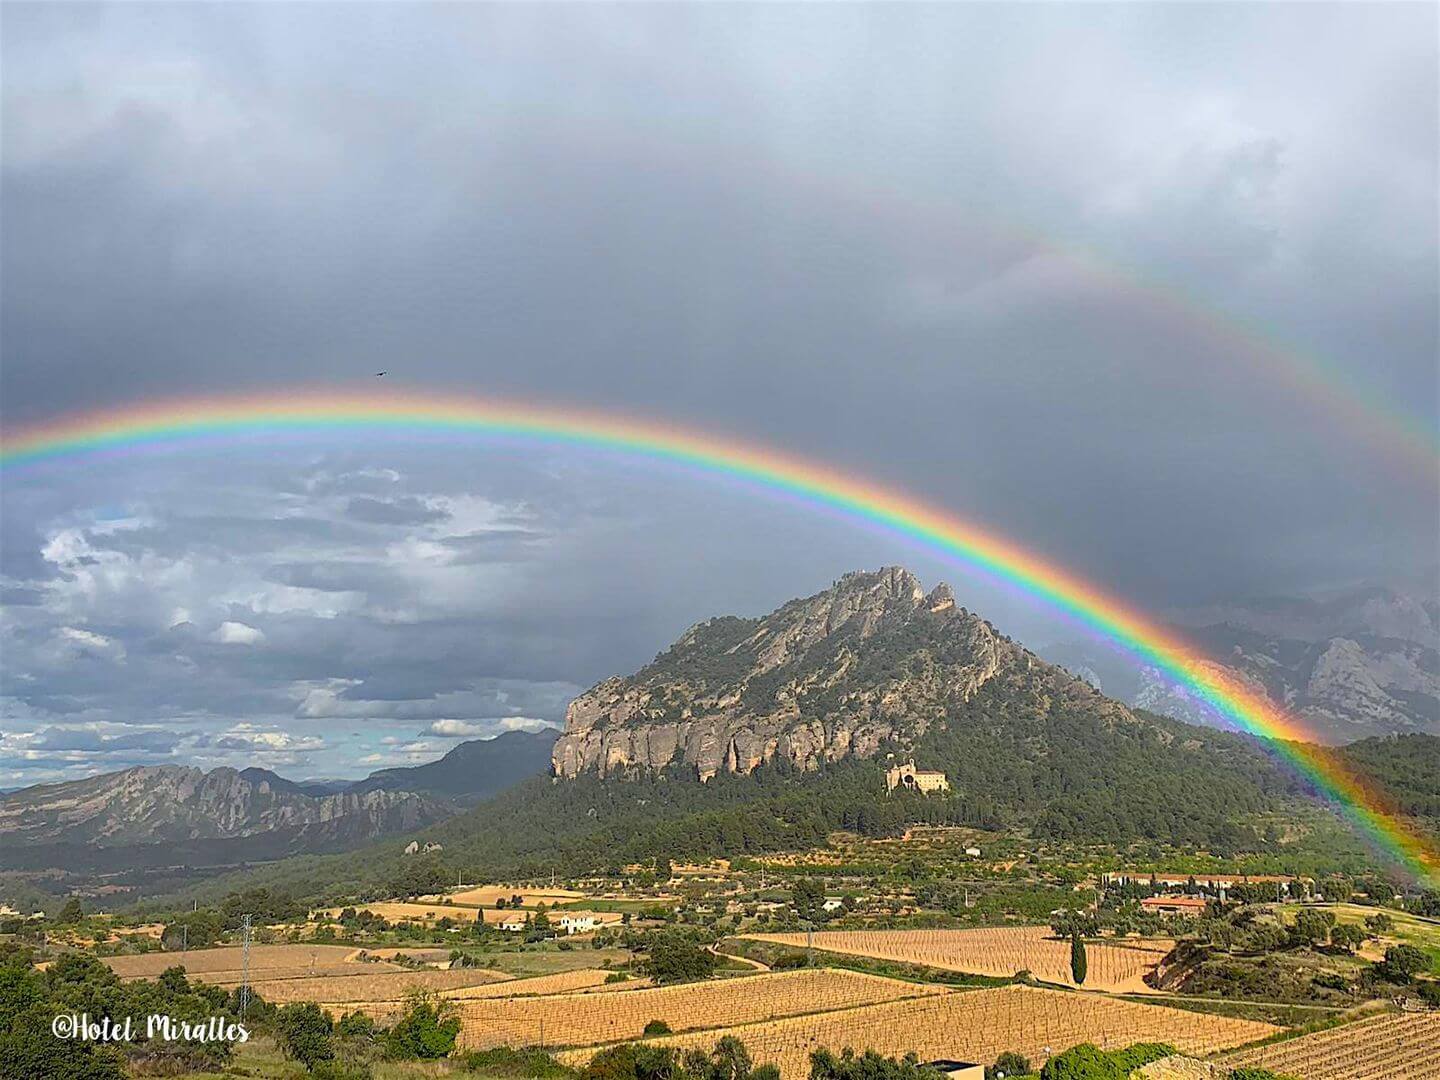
[551,566,1121,781]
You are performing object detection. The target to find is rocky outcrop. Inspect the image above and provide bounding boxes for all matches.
[552,567,1114,780]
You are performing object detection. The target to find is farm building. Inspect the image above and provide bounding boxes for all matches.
[559,914,600,935]
[885,762,950,794]
[821,899,845,913]
[498,916,528,933]
[1140,895,1208,917]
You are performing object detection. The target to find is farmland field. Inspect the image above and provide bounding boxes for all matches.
[315,968,628,1021]
[558,984,1277,1077]
[1218,1012,1440,1080]
[441,968,947,1051]
[744,927,1171,989]
[246,965,513,1003]
[102,944,388,982]
[431,886,587,907]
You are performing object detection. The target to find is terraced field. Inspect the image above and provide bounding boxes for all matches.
[1218,1012,1440,1080]
[317,968,625,1021]
[249,965,513,1002]
[558,985,1277,1077]
[745,927,1170,989]
[447,969,947,1051]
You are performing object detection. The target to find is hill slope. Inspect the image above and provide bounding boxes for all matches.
[351,728,559,802]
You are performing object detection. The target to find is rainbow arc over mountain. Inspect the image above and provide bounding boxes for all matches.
[3,388,1435,882]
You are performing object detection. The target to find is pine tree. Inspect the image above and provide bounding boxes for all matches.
[1070,929,1087,985]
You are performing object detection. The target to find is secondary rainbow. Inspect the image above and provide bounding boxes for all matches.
[3,388,1435,881]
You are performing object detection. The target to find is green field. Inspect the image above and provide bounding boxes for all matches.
[1276,903,1440,973]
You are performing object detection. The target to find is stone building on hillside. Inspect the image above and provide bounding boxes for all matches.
[885,761,950,794]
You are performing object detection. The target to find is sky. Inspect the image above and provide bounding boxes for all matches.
[1,3,1436,787]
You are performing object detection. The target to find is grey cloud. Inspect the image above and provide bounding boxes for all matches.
[345,496,449,526]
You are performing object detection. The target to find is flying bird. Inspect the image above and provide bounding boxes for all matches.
[374,371,387,377]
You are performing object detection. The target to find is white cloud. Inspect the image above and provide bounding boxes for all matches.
[211,620,266,645]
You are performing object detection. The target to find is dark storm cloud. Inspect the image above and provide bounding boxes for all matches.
[1,4,1435,783]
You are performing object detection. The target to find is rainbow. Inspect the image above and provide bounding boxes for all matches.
[3,387,1435,882]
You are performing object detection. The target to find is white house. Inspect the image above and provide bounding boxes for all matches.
[559,914,599,935]
[821,898,845,913]
[964,847,982,858]
[498,916,528,933]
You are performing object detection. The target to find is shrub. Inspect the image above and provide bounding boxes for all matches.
[384,990,459,1060]
[464,1046,576,1079]
[648,935,716,985]
[988,1050,1031,1079]
[276,1002,336,1070]
[643,1019,673,1036]
[772,951,811,970]
[309,1060,374,1080]
[1038,1042,1174,1080]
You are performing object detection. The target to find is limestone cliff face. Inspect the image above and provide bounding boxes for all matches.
[552,567,1105,780]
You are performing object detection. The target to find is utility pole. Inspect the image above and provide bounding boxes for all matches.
[239,915,252,1019]
[181,925,188,953]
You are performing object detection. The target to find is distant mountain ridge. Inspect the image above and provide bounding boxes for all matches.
[1044,585,1440,744]
[0,764,449,850]
[0,729,561,867]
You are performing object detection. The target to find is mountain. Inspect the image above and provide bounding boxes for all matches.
[547,567,1292,847]
[0,765,450,851]
[554,566,1136,780]
[351,728,559,802]
[1043,586,1440,744]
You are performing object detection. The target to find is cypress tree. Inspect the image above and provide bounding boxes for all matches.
[1070,929,1087,985]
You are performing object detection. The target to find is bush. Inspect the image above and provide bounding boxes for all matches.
[384,990,460,1060]
[772,952,811,970]
[643,1019,673,1036]
[464,1046,576,1079]
[277,1002,336,1070]
[648,935,717,985]
[1038,1042,1174,1080]
[309,1060,374,1080]
[988,1050,1031,1079]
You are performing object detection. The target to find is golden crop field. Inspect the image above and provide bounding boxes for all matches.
[447,969,947,1051]
[103,944,385,981]
[317,968,624,1021]
[746,927,1171,990]
[559,985,1276,1077]
[248,966,513,1003]
[435,887,587,907]
[1218,1012,1440,1080]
